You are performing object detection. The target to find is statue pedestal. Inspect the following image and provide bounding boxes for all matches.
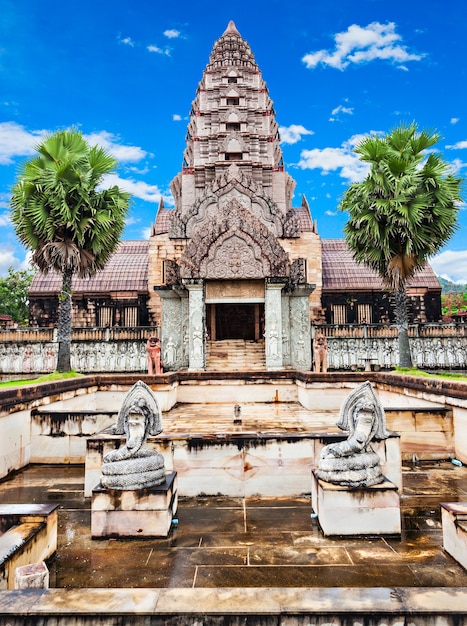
[441,502,467,569]
[91,472,178,538]
[311,471,401,536]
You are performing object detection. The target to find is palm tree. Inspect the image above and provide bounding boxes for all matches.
[340,123,462,367]
[10,129,131,371]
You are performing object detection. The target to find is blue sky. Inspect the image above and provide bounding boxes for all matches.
[1,0,467,282]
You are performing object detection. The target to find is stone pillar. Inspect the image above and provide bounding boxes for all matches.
[281,294,291,367]
[154,287,187,371]
[289,286,313,370]
[265,279,286,370]
[184,280,205,371]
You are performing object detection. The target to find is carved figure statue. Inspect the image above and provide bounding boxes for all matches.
[316,381,389,488]
[164,336,177,368]
[313,334,327,373]
[192,326,203,359]
[100,380,166,490]
[146,336,163,375]
[268,323,279,358]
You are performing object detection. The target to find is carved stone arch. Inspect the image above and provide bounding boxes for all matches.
[223,134,245,152]
[215,178,284,236]
[220,108,247,123]
[180,198,289,279]
[202,231,269,279]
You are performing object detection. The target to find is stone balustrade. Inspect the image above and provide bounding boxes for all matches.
[0,324,466,374]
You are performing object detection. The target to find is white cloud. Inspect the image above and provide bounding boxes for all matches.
[430,250,467,284]
[279,124,314,145]
[0,123,148,167]
[450,158,467,173]
[0,122,47,165]
[0,212,11,226]
[172,114,182,121]
[164,29,180,39]
[297,134,374,183]
[120,36,135,47]
[447,140,467,150]
[451,118,460,125]
[101,173,174,206]
[147,45,171,56]
[83,131,147,163]
[141,226,152,239]
[302,22,423,71]
[331,105,354,116]
[0,249,21,274]
[329,104,354,122]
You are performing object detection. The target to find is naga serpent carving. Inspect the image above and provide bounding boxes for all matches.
[316,381,389,488]
[100,380,166,490]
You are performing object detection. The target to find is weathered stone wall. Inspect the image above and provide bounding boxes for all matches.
[147,234,188,326]
[1,333,466,375]
[0,341,148,375]
[0,574,467,622]
[324,335,467,370]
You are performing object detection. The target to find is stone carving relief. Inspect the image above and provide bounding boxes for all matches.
[100,380,166,490]
[180,198,289,280]
[164,260,181,286]
[289,296,311,369]
[289,258,307,287]
[0,335,465,375]
[169,169,293,240]
[316,381,389,488]
[161,297,183,371]
[204,233,266,279]
[282,209,301,238]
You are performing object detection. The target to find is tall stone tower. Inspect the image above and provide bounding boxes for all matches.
[149,21,322,371]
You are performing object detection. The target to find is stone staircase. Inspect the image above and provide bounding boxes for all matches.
[206,339,266,371]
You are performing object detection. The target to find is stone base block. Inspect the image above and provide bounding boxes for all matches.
[311,471,401,536]
[91,472,177,538]
[14,561,49,589]
[441,502,467,569]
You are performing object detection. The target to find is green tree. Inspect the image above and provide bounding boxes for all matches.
[340,123,462,367]
[10,129,131,371]
[0,267,35,326]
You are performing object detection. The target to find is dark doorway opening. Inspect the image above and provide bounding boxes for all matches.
[207,303,264,341]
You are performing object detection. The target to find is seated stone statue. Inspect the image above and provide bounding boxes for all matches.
[100,380,166,490]
[316,381,389,488]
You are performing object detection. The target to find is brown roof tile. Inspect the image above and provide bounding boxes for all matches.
[153,208,173,235]
[29,240,149,295]
[293,207,314,232]
[322,239,441,291]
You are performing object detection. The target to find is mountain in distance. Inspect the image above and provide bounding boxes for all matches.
[437,275,467,294]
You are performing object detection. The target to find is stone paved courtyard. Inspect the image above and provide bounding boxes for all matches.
[2,461,467,589]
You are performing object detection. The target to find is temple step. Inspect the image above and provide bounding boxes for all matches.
[206,339,266,371]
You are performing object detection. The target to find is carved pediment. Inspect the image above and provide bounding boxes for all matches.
[180,198,289,279]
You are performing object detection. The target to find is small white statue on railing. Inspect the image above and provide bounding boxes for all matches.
[316,381,389,488]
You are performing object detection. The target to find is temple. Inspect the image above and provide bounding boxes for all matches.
[28,21,442,370]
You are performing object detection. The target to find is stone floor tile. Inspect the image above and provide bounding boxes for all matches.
[249,545,352,566]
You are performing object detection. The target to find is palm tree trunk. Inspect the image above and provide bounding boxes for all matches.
[56,266,73,372]
[393,286,413,368]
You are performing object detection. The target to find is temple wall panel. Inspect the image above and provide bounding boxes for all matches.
[281,232,323,318]
[148,235,187,326]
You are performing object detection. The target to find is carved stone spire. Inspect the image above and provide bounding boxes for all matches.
[170,22,295,223]
[223,20,240,36]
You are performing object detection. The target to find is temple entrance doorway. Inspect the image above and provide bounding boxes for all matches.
[206,303,264,341]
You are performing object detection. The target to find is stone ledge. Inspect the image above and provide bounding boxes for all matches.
[0,587,466,618]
